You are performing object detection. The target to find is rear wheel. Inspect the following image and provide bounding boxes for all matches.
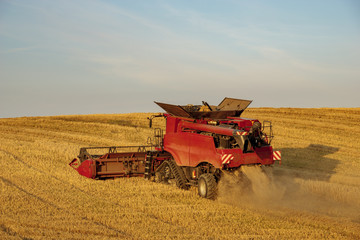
[198,173,217,199]
[168,159,188,189]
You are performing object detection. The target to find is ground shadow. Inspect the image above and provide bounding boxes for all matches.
[274,144,340,182]
[267,144,360,221]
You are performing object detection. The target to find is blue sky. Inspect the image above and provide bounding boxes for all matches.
[0,0,359,117]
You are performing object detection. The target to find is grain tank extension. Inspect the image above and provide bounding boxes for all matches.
[69,97,281,199]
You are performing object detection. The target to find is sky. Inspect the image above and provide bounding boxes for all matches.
[0,0,359,118]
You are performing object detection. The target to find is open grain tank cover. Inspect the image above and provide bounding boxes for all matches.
[154,97,252,119]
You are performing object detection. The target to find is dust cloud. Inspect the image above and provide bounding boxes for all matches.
[217,165,360,221]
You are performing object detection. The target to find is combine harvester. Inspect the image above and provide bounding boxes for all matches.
[70,97,281,199]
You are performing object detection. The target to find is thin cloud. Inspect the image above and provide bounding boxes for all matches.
[3,46,39,54]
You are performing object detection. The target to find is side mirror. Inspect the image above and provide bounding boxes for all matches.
[147,117,152,128]
[147,113,164,128]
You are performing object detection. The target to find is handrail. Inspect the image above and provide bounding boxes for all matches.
[78,145,153,162]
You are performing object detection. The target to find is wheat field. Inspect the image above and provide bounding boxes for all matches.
[1,108,360,239]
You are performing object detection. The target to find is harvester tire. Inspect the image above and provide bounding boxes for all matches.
[154,159,189,190]
[168,159,189,190]
[154,171,164,183]
[198,173,217,200]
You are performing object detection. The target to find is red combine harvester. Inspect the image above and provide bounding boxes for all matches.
[70,98,281,199]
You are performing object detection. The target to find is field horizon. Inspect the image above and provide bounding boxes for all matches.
[2,106,359,120]
[1,107,360,239]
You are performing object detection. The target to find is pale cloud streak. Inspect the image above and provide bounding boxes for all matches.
[2,46,39,54]
[160,2,360,84]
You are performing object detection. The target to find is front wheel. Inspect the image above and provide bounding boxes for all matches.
[198,173,217,199]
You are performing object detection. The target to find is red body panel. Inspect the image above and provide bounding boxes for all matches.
[215,146,274,167]
[75,159,96,179]
[164,132,190,165]
[163,115,274,169]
